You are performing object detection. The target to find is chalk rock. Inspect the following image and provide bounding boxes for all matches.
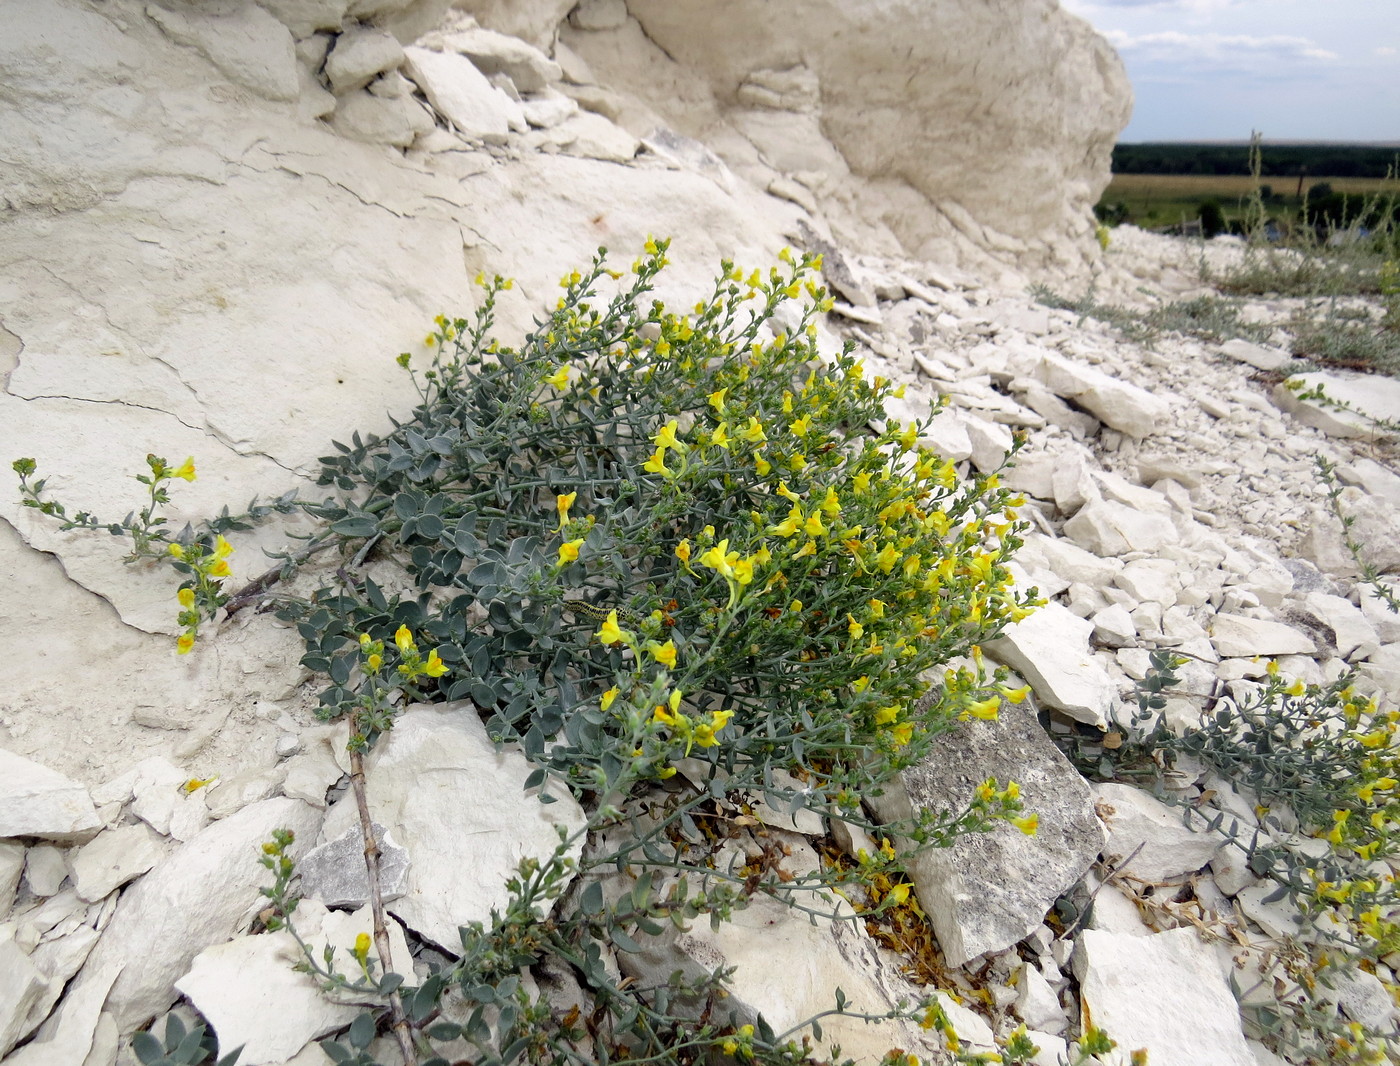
[318,704,585,952]
[986,602,1114,728]
[176,902,361,1066]
[1303,591,1379,659]
[0,927,49,1058]
[1274,372,1400,440]
[441,27,561,92]
[1315,965,1399,1030]
[1091,604,1136,648]
[403,46,524,142]
[1209,614,1316,659]
[0,842,24,919]
[617,888,948,1063]
[963,414,1015,474]
[521,87,578,128]
[0,749,100,844]
[1093,783,1219,882]
[1339,456,1400,508]
[1016,963,1067,1036]
[557,111,639,162]
[606,0,1130,270]
[1063,497,1179,557]
[66,823,167,903]
[867,699,1106,967]
[571,0,628,31]
[1073,928,1254,1066]
[1299,488,1400,577]
[3,962,119,1066]
[1027,353,1171,437]
[24,845,68,896]
[332,87,434,146]
[76,797,323,1030]
[297,822,410,908]
[146,2,299,102]
[258,1,351,39]
[325,28,404,94]
[456,0,577,48]
[1219,338,1290,372]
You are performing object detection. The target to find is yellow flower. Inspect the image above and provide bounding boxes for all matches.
[656,765,677,779]
[789,414,812,437]
[647,639,678,668]
[885,882,911,907]
[848,615,864,641]
[966,695,1001,721]
[424,649,449,678]
[209,559,231,578]
[820,487,841,517]
[597,611,631,646]
[176,632,195,655]
[395,624,415,652]
[557,538,584,566]
[1285,679,1306,697]
[555,491,576,529]
[733,557,755,586]
[868,598,886,619]
[771,506,802,538]
[601,686,620,711]
[654,420,681,451]
[182,776,215,794]
[214,535,234,558]
[875,544,899,573]
[710,422,731,449]
[367,652,382,672]
[755,454,771,476]
[874,704,900,725]
[739,416,767,443]
[172,457,197,482]
[177,587,196,609]
[710,708,734,732]
[1012,814,1039,836]
[890,721,914,747]
[675,538,692,566]
[353,932,371,962]
[853,471,871,494]
[803,511,827,537]
[792,540,816,559]
[1001,684,1032,704]
[167,542,185,559]
[643,447,673,477]
[698,539,737,577]
[708,387,728,412]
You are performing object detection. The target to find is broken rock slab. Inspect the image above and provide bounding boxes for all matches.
[176,901,362,1066]
[986,602,1114,728]
[0,926,49,1058]
[403,46,524,142]
[0,748,101,844]
[1209,613,1316,659]
[440,27,562,91]
[318,704,585,953]
[75,797,323,1030]
[66,822,167,903]
[1073,927,1254,1066]
[866,699,1107,967]
[1062,497,1180,557]
[1274,371,1400,440]
[297,821,410,908]
[1027,352,1171,438]
[1093,783,1219,882]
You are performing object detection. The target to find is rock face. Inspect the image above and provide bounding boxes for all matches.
[565,0,1131,273]
[0,751,101,843]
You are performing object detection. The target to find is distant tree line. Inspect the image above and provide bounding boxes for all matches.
[1114,143,1397,178]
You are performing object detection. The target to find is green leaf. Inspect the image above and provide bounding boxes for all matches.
[131,1030,165,1065]
[611,927,643,953]
[330,515,379,538]
[347,1012,375,1050]
[580,880,604,915]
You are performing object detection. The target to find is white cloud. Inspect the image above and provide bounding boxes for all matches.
[1377,46,1398,57]
[1065,0,1243,11]
[1103,29,1340,63]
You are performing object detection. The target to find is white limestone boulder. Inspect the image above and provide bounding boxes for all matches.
[1093,783,1219,882]
[403,45,525,142]
[1209,614,1316,659]
[74,797,323,1030]
[0,927,49,1059]
[986,602,1115,728]
[1063,497,1180,557]
[440,27,562,92]
[0,749,101,844]
[324,28,405,94]
[318,704,585,953]
[0,843,24,919]
[2,962,119,1066]
[1274,371,1400,441]
[65,823,168,903]
[867,700,1107,967]
[1073,928,1254,1066]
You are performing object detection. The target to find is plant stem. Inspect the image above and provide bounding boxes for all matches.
[347,716,416,1065]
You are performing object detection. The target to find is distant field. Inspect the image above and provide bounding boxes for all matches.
[1100,173,1397,229]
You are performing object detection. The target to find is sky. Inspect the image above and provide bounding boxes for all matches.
[1059,0,1400,143]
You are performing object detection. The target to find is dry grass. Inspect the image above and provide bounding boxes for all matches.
[1105,173,1392,202]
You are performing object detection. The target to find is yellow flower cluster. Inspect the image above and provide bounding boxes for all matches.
[170,532,234,654]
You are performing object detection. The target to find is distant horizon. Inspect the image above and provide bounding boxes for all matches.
[1062,0,1399,143]
[1117,139,1400,147]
